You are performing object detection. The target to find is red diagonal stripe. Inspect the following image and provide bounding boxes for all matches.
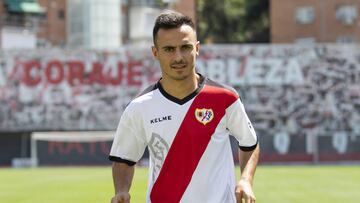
[150,85,237,202]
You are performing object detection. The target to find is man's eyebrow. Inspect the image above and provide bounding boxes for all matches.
[161,45,176,49]
[182,43,193,47]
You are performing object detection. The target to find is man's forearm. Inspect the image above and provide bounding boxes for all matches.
[112,162,135,194]
[238,144,260,184]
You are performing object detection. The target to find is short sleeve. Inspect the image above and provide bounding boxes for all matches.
[226,99,258,151]
[109,104,147,165]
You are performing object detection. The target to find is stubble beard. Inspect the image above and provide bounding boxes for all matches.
[165,66,195,81]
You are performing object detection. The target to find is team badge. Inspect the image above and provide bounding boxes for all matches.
[195,108,214,125]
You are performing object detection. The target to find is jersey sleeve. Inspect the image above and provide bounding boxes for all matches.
[226,99,258,151]
[109,103,147,165]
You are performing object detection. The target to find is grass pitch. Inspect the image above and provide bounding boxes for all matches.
[0,165,359,203]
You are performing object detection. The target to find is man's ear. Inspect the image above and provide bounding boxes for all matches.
[195,41,200,56]
[152,46,158,59]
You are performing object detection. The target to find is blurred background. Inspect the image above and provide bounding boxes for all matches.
[0,0,360,167]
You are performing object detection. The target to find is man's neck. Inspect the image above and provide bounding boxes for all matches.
[160,73,200,100]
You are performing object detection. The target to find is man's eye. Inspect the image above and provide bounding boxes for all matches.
[182,45,192,50]
[164,47,174,52]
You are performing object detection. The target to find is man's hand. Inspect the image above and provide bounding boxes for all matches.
[111,192,130,203]
[235,179,256,203]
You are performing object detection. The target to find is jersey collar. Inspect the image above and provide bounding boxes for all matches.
[156,73,205,105]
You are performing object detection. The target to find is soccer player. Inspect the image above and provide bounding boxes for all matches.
[109,10,259,203]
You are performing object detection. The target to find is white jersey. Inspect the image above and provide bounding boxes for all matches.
[109,75,258,203]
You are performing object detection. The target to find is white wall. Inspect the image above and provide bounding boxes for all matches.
[67,0,121,49]
[1,27,36,50]
[89,0,121,49]
[129,7,161,44]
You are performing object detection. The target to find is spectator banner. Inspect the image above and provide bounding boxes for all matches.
[1,45,360,162]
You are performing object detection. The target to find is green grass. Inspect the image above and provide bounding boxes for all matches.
[0,165,359,203]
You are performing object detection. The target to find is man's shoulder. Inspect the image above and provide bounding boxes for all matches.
[204,77,239,98]
[135,83,159,98]
[126,83,159,108]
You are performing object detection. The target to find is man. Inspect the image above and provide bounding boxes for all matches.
[109,11,259,203]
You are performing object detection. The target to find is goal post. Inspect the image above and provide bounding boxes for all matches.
[30,131,115,167]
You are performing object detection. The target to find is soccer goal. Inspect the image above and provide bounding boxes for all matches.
[30,131,114,167]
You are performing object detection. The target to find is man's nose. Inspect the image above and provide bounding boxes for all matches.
[173,49,184,62]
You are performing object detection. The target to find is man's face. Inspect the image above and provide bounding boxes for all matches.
[152,25,199,81]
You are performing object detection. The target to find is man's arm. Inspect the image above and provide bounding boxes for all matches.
[111,162,135,203]
[235,144,260,203]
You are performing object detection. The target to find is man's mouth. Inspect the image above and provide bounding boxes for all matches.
[171,64,187,69]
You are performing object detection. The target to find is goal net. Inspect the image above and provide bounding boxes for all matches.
[30,131,114,167]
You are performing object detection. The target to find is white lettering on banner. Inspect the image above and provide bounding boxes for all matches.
[273,132,290,154]
[246,58,305,85]
[285,59,304,85]
[246,58,266,85]
[228,58,246,85]
[332,132,348,154]
[206,59,226,83]
[198,57,305,86]
[265,61,283,85]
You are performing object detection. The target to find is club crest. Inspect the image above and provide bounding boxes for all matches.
[195,108,214,125]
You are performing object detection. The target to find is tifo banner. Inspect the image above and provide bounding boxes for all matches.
[0,48,160,131]
[1,45,360,162]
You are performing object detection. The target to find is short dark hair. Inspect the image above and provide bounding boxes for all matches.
[152,11,195,46]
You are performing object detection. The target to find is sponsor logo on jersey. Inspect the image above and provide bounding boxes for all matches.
[150,115,172,124]
[195,108,214,125]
